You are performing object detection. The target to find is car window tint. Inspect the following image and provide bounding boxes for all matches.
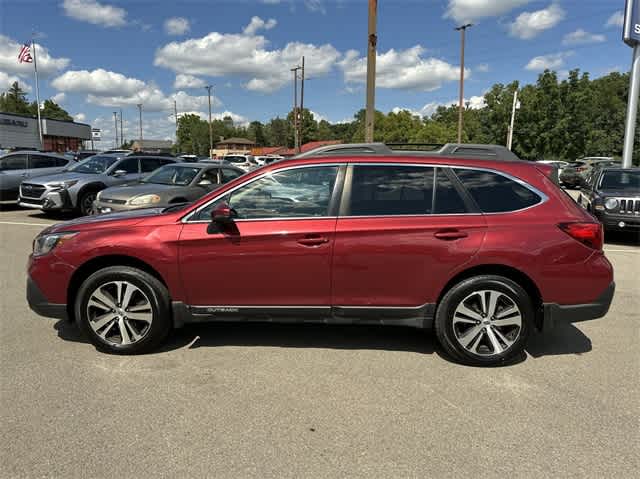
[140,158,163,173]
[454,169,541,213]
[55,157,69,167]
[222,168,243,182]
[0,154,28,170]
[434,170,467,214]
[30,154,57,169]
[116,158,140,174]
[349,165,434,216]
[197,166,338,220]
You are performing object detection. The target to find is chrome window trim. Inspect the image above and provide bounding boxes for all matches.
[181,161,548,223]
[182,162,343,223]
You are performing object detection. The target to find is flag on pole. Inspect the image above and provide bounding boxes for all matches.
[18,43,33,63]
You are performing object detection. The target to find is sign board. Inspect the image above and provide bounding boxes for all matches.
[91,128,101,141]
[624,0,640,46]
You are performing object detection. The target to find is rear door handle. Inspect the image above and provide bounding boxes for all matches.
[434,229,468,241]
[297,235,329,247]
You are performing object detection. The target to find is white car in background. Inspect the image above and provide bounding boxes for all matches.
[222,154,258,172]
[254,155,284,166]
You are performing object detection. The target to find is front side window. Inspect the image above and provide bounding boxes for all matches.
[195,166,338,220]
[349,165,435,216]
[222,168,244,182]
[140,158,164,173]
[114,158,140,174]
[454,169,542,213]
[0,154,28,170]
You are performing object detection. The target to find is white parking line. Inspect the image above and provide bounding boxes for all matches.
[605,248,640,253]
[0,221,50,227]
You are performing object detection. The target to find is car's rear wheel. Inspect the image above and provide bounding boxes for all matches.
[435,275,532,366]
[75,266,172,354]
[79,190,98,216]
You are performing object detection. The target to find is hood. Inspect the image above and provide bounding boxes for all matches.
[42,207,166,235]
[26,171,101,185]
[599,190,640,197]
[99,183,188,201]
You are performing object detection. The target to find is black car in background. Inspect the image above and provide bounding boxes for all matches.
[577,167,640,235]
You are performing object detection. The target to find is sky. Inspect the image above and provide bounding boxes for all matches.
[0,0,631,145]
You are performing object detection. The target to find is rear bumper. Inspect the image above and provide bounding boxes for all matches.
[542,282,615,330]
[27,276,67,320]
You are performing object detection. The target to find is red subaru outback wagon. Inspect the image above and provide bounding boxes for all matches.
[27,150,614,366]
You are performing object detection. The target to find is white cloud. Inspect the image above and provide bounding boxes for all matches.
[509,4,565,40]
[164,17,190,36]
[61,0,126,28]
[525,51,573,71]
[174,73,206,89]
[154,23,340,93]
[177,110,249,126]
[393,96,486,119]
[51,68,221,112]
[51,92,66,104]
[562,29,606,46]
[606,11,624,28]
[243,16,277,35]
[339,46,463,91]
[0,71,32,92]
[476,63,490,72]
[445,0,532,24]
[260,0,282,3]
[304,0,326,14]
[0,35,70,78]
[308,110,327,122]
[74,112,86,122]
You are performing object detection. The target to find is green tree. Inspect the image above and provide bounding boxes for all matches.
[38,99,73,121]
[0,81,32,115]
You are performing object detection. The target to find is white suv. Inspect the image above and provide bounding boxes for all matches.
[222,154,257,172]
[255,155,284,166]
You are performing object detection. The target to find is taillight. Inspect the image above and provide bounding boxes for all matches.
[558,222,603,250]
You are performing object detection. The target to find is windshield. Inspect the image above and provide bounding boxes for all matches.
[142,165,201,185]
[600,171,640,191]
[224,156,248,163]
[68,155,118,174]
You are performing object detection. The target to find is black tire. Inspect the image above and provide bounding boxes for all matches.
[78,190,99,216]
[74,266,172,354]
[434,275,533,366]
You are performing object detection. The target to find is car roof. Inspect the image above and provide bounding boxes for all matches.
[2,150,67,158]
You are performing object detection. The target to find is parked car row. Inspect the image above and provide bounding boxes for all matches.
[1,149,248,216]
[557,157,619,188]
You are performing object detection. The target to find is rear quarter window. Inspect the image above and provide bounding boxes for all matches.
[454,169,542,213]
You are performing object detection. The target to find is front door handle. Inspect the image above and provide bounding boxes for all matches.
[434,229,468,241]
[297,235,329,247]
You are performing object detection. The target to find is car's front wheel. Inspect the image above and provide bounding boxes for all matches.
[75,266,172,354]
[78,190,99,216]
[435,275,533,366]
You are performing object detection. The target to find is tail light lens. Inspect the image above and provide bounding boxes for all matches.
[558,222,603,250]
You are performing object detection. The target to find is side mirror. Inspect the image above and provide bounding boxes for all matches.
[113,169,127,177]
[211,202,236,224]
[198,179,213,186]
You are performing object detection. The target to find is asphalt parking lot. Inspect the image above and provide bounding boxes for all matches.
[0,197,638,478]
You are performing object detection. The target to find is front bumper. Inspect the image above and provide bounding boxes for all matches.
[27,277,67,320]
[542,282,615,330]
[593,211,640,231]
[19,189,73,211]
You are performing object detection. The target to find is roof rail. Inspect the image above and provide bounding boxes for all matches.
[292,142,522,162]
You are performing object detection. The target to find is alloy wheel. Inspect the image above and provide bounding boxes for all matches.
[452,289,522,357]
[86,281,153,346]
[81,193,97,215]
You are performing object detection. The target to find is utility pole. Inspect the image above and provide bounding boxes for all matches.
[365,0,377,143]
[507,89,519,150]
[174,99,179,151]
[300,56,305,152]
[120,108,124,146]
[291,65,301,153]
[137,103,143,145]
[205,85,213,158]
[113,112,119,148]
[456,23,472,144]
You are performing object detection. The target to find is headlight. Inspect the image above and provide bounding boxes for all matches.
[129,194,161,206]
[32,232,77,257]
[604,198,619,210]
[48,180,79,191]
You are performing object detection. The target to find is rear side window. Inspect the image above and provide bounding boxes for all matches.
[140,158,164,172]
[350,166,435,216]
[454,169,542,213]
[30,155,57,169]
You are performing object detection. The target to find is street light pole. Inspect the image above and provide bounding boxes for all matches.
[137,103,143,146]
[205,85,213,158]
[456,23,472,144]
[120,108,124,146]
[113,111,118,148]
[365,0,377,143]
[290,66,301,153]
[507,88,519,150]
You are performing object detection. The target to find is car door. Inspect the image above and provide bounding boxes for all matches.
[111,157,141,183]
[0,154,29,202]
[331,164,486,313]
[28,154,69,179]
[178,164,343,311]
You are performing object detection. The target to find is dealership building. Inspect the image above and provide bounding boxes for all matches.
[0,112,92,152]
